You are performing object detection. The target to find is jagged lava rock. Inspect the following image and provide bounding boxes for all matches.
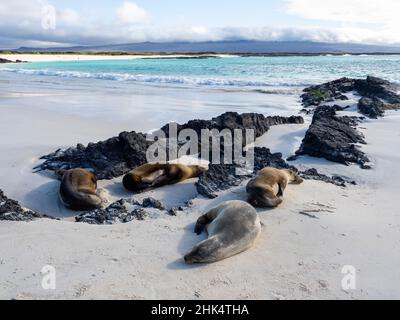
[0,189,54,222]
[299,169,357,187]
[161,112,304,140]
[295,105,370,168]
[301,77,355,107]
[196,147,294,199]
[301,76,400,109]
[142,198,165,210]
[358,97,385,119]
[354,76,400,105]
[76,199,148,225]
[36,112,303,180]
[36,131,150,180]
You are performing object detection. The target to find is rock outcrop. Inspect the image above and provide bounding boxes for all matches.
[35,131,151,180]
[301,77,354,107]
[35,112,304,180]
[196,147,295,199]
[0,58,13,63]
[293,105,370,168]
[301,76,400,116]
[358,97,385,119]
[299,169,357,187]
[0,189,54,221]
[196,146,357,199]
[354,76,400,105]
[161,112,304,140]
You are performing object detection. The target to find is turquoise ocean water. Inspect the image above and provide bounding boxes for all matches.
[1,55,400,89]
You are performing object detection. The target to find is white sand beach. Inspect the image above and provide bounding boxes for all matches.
[0,53,235,63]
[0,68,399,300]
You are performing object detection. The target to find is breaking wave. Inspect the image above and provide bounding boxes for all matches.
[0,67,311,88]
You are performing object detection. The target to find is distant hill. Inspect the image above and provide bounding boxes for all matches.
[13,40,400,54]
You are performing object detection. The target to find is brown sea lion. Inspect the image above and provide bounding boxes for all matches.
[58,168,103,211]
[246,167,303,208]
[122,163,206,193]
[184,201,262,264]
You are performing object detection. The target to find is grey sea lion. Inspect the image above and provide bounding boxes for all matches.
[246,167,303,208]
[184,201,261,264]
[123,163,206,193]
[58,168,103,211]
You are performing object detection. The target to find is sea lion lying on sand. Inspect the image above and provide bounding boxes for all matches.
[246,167,303,208]
[184,201,261,264]
[58,168,103,211]
[123,163,206,193]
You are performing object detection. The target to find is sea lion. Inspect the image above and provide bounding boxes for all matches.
[58,168,103,211]
[246,167,303,208]
[184,200,261,264]
[123,163,206,192]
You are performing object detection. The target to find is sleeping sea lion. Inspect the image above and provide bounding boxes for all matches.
[246,167,303,208]
[184,201,262,264]
[122,163,206,193]
[58,168,103,211]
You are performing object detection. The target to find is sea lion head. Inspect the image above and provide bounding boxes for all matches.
[285,169,304,185]
[184,244,210,264]
[189,165,207,177]
[123,172,146,192]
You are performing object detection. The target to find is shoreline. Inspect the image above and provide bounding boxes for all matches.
[2,52,400,63]
[0,53,237,63]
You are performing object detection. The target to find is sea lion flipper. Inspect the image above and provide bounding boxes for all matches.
[277,182,285,197]
[194,207,219,235]
[142,169,166,184]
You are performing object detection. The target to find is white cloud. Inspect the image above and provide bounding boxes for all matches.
[285,0,400,45]
[286,0,400,28]
[59,9,81,26]
[116,1,148,24]
[0,0,400,48]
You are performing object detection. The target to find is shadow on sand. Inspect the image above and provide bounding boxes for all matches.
[24,180,78,219]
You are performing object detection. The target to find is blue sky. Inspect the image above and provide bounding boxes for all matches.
[0,0,398,48]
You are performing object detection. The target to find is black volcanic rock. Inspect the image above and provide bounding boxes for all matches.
[0,58,13,63]
[302,76,400,109]
[354,76,400,104]
[358,97,385,119]
[196,147,294,199]
[76,199,148,224]
[301,78,355,107]
[0,189,54,222]
[196,147,357,199]
[299,169,357,187]
[294,105,370,168]
[35,131,150,180]
[142,197,165,210]
[162,112,304,140]
[35,112,304,180]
